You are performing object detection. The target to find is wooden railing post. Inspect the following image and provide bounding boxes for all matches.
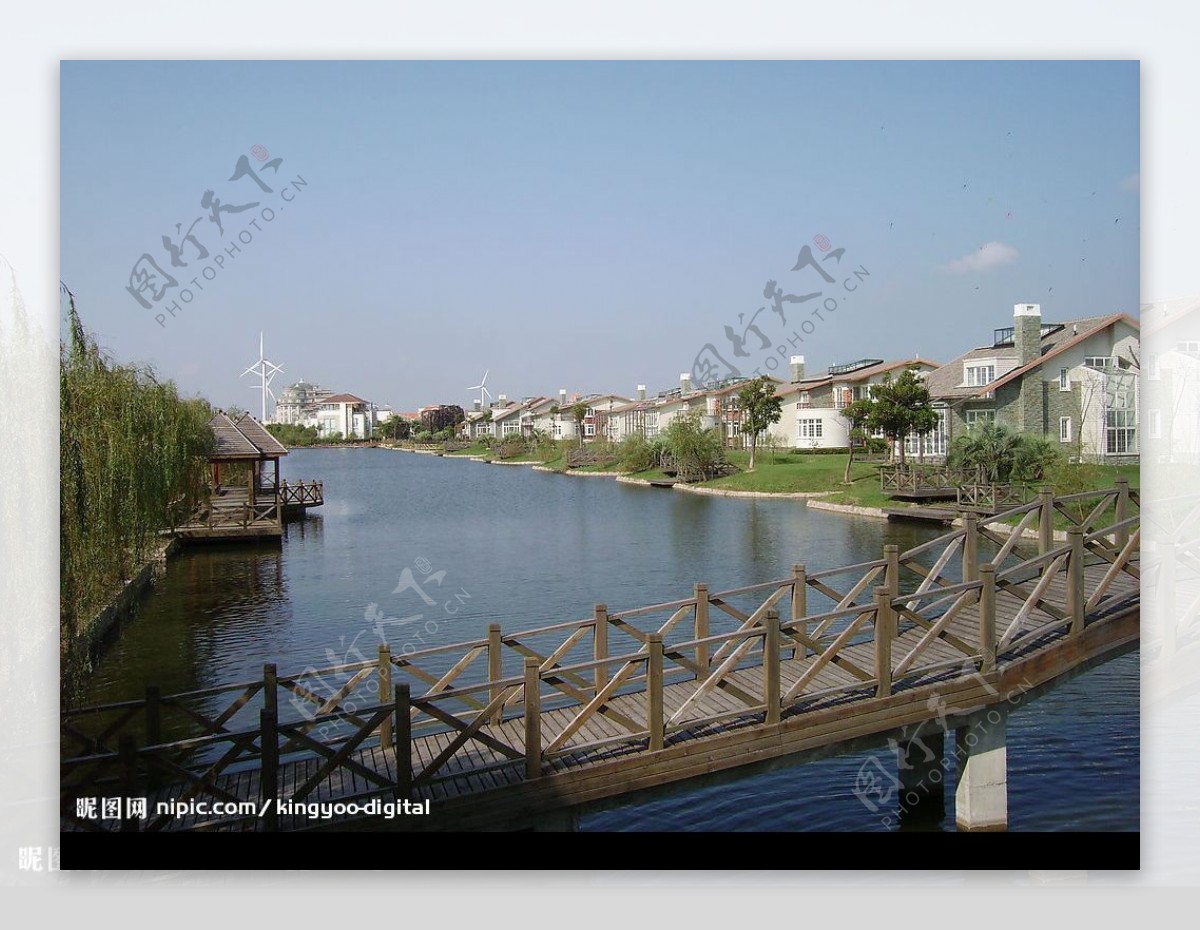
[523,658,541,779]
[647,632,664,751]
[792,563,807,658]
[119,735,139,832]
[488,623,504,723]
[1068,527,1086,635]
[764,609,781,724]
[144,684,162,790]
[260,707,279,831]
[144,685,161,747]
[693,585,709,678]
[394,684,412,798]
[1038,487,1055,556]
[873,587,892,698]
[884,544,900,597]
[1115,478,1130,550]
[979,563,996,673]
[378,645,393,750]
[963,512,979,584]
[593,604,608,695]
[263,663,277,719]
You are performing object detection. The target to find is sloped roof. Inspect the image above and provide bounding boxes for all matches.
[234,412,289,456]
[322,393,370,405]
[208,412,262,460]
[924,314,1133,400]
[775,358,935,397]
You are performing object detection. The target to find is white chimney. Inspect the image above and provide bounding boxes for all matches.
[637,384,646,401]
[559,388,567,406]
[680,373,692,394]
[790,355,805,382]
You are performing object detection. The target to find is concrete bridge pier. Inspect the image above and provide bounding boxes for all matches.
[954,708,1008,831]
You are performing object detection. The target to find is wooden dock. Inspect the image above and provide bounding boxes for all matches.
[62,482,1140,832]
[174,412,322,542]
[883,506,958,524]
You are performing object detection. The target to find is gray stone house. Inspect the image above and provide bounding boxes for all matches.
[924,303,1140,463]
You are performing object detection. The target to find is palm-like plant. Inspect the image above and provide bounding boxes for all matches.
[949,424,1023,484]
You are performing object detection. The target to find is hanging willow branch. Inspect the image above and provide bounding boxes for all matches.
[59,288,214,689]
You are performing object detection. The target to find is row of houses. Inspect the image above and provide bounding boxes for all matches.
[457,303,1143,463]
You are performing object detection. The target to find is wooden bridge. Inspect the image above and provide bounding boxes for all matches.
[61,482,1139,833]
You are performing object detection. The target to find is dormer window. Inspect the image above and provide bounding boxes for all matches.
[965,364,995,387]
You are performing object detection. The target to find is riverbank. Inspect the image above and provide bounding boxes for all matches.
[64,535,185,698]
[389,444,1139,529]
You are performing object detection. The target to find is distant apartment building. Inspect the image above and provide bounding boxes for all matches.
[924,303,1140,463]
[272,379,332,426]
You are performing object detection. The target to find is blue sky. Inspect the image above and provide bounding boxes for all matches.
[60,60,1139,412]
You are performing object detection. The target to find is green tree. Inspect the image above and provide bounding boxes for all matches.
[868,369,936,464]
[570,400,588,449]
[840,397,876,484]
[737,376,783,471]
[662,411,726,482]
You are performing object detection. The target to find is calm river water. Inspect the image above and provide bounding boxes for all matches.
[82,448,1139,831]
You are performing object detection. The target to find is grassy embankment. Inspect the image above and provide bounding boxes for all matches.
[434,440,1138,523]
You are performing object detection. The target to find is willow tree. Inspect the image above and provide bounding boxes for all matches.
[60,287,213,691]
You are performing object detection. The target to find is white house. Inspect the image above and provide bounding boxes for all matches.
[774,356,939,452]
[315,393,375,439]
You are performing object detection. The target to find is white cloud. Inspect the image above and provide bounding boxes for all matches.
[1121,172,1140,193]
[943,241,1019,274]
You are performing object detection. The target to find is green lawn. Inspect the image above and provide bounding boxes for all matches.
[443,442,1139,514]
[700,451,885,501]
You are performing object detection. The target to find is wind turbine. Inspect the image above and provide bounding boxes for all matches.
[241,331,284,422]
[467,370,493,409]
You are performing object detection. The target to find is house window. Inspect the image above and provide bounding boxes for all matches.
[798,419,823,439]
[1059,368,1070,391]
[798,392,811,409]
[1059,417,1072,443]
[853,384,876,401]
[1084,356,1115,369]
[904,407,949,458]
[1106,409,1136,454]
[584,422,595,437]
[1177,341,1200,355]
[965,409,995,430]
[833,387,851,410]
[965,364,995,387]
[1147,354,1160,380]
[1149,409,1161,440]
[552,422,562,439]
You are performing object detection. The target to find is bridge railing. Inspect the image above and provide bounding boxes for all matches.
[62,480,1139,827]
[280,479,324,507]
